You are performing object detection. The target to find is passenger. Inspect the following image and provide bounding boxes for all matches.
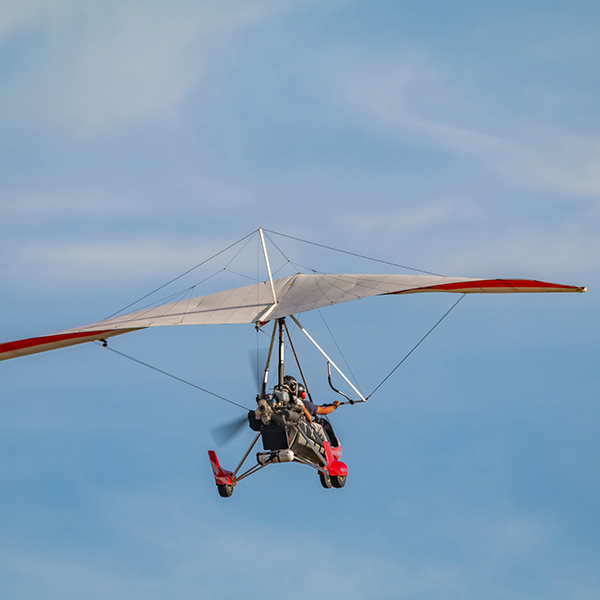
[284,377,340,444]
[282,375,341,424]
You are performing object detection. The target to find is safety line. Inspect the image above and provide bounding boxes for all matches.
[264,229,444,277]
[95,342,251,411]
[366,295,466,400]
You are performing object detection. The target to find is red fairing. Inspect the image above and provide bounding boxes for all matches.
[207,451,236,486]
[332,442,342,461]
[323,441,348,477]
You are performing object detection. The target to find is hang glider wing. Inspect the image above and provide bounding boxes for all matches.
[0,274,585,362]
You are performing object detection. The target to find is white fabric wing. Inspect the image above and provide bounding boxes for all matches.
[0,274,585,361]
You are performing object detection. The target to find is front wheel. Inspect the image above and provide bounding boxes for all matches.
[319,472,333,489]
[217,484,234,498]
[331,475,346,488]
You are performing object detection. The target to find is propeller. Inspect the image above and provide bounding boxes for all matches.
[210,347,269,446]
[210,414,248,447]
[248,347,270,393]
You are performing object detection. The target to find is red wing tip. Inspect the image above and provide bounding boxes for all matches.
[391,279,587,294]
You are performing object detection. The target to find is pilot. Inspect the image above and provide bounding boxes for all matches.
[300,394,341,422]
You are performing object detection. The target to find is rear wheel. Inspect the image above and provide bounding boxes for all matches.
[319,472,333,489]
[217,484,234,498]
[331,475,346,488]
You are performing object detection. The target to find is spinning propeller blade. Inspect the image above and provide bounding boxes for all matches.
[247,347,269,393]
[210,415,248,447]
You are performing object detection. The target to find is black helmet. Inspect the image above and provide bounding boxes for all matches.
[283,375,298,394]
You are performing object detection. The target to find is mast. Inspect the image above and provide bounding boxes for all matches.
[259,227,277,306]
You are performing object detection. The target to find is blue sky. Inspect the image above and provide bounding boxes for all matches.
[0,1,598,598]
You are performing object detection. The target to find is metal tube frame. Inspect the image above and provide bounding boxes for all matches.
[283,319,314,403]
[293,455,328,475]
[233,433,261,476]
[289,314,366,403]
[236,463,267,482]
[260,321,278,396]
[230,432,265,482]
[278,318,285,387]
[259,227,277,306]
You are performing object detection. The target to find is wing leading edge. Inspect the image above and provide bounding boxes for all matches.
[0,274,585,362]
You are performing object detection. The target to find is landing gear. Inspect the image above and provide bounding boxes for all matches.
[331,475,346,488]
[319,471,333,488]
[320,472,346,489]
[217,484,234,498]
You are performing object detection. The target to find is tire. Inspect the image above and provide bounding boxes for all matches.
[217,484,234,498]
[331,475,346,489]
[319,472,333,489]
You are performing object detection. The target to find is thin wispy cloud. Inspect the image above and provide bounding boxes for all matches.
[0,491,565,600]
[1,0,317,135]
[321,50,600,199]
[340,199,482,233]
[2,237,255,283]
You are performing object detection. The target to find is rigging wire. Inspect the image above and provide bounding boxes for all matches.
[122,286,197,314]
[221,233,257,273]
[126,268,225,315]
[264,232,293,266]
[264,232,317,276]
[264,228,444,277]
[256,323,358,397]
[366,294,466,400]
[97,228,461,408]
[316,308,363,394]
[224,269,257,282]
[94,342,252,411]
[103,230,257,320]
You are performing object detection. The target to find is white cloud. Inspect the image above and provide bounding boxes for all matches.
[444,219,600,280]
[173,175,255,210]
[0,229,279,291]
[0,186,143,216]
[0,491,586,600]
[0,176,253,218]
[3,0,316,135]
[333,198,598,281]
[340,198,482,233]
[321,50,600,199]
[60,5,204,133]
[0,0,73,39]
[3,238,238,283]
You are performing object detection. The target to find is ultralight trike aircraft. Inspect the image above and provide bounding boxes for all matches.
[0,229,586,497]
